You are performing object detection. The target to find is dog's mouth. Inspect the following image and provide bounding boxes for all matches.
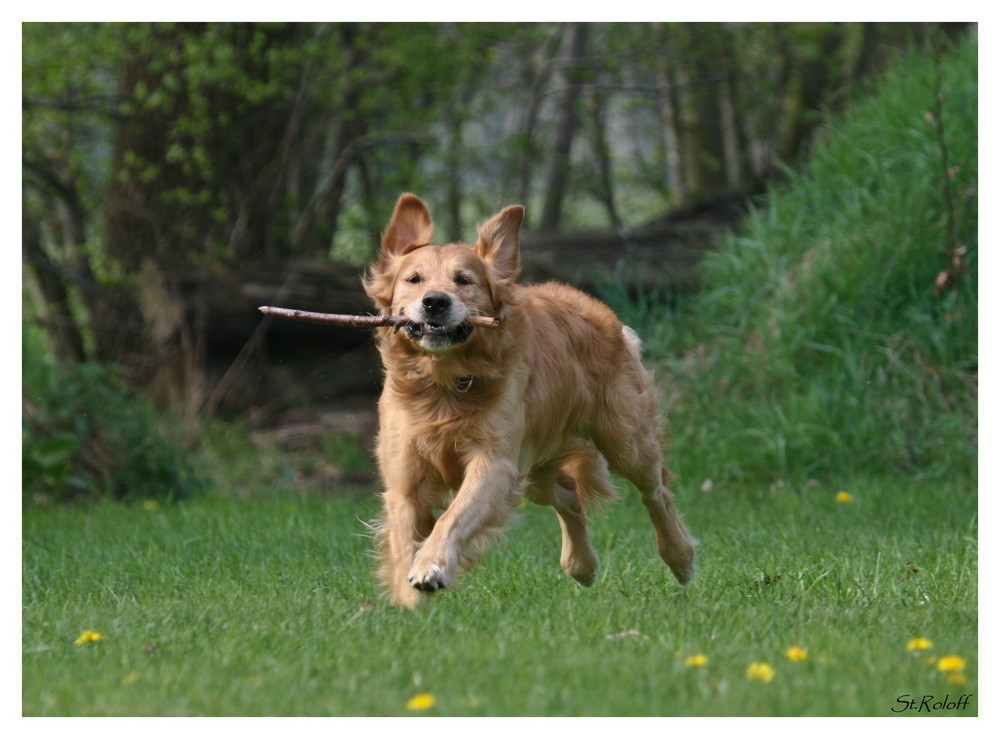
[403,321,474,347]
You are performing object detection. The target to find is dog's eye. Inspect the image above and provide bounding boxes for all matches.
[455,274,472,286]
[405,274,422,284]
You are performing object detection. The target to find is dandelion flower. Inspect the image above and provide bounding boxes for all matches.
[906,637,933,652]
[936,655,966,673]
[74,630,103,646]
[122,671,140,685]
[142,500,160,511]
[785,645,808,662]
[683,654,709,668]
[745,662,775,683]
[406,692,436,711]
[945,672,968,685]
[835,491,853,503]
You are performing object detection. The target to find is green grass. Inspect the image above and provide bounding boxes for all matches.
[22,475,977,716]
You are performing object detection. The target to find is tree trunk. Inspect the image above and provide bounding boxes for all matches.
[22,207,87,362]
[776,26,844,164]
[540,23,589,230]
[444,111,464,242]
[717,29,751,190]
[515,31,563,212]
[291,23,370,254]
[673,24,730,207]
[656,27,687,206]
[103,31,207,409]
[586,81,622,228]
[21,155,112,362]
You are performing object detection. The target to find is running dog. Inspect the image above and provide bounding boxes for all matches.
[364,193,696,607]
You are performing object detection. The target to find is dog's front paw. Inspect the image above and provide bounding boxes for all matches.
[407,560,451,592]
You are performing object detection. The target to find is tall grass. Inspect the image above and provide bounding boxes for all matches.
[614,38,977,485]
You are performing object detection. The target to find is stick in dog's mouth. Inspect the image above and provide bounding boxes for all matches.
[258,306,501,330]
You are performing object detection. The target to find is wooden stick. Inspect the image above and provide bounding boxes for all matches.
[258,306,501,329]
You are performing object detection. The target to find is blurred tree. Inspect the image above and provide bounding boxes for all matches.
[22,21,970,412]
[23,23,126,365]
[98,23,321,406]
[23,22,496,410]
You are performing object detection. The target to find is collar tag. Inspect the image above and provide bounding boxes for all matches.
[454,376,474,393]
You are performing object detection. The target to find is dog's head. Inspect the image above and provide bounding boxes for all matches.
[364,193,523,354]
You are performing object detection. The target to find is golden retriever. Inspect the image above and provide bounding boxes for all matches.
[364,193,696,608]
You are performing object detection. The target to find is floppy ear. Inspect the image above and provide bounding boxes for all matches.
[475,205,524,282]
[378,193,435,272]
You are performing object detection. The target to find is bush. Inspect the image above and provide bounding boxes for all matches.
[23,356,203,504]
[641,37,977,484]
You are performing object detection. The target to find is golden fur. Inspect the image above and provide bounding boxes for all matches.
[364,193,696,607]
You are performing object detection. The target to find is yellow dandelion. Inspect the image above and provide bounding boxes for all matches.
[406,692,436,711]
[945,672,968,685]
[745,662,775,683]
[74,630,103,646]
[785,645,808,662]
[683,654,709,668]
[142,500,160,511]
[834,491,853,503]
[122,671,140,685]
[906,637,933,652]
[936,655,966,673]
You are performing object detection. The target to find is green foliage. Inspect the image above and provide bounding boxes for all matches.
[637,38,977,484]
[22,22,512,264]
[22,476,976,715]
[21,23,121,220]
[24,22,940,270]
[23,353,204,505]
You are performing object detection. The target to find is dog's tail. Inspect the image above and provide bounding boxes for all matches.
[621,325,643,358]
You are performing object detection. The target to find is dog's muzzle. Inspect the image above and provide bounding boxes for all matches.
[402,290,474,348]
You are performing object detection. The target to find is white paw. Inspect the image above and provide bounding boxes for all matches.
[407,562,449,592]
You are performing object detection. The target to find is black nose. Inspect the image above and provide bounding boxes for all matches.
[421,291,452,316]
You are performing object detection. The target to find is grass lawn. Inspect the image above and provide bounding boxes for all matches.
[22,475,976,717]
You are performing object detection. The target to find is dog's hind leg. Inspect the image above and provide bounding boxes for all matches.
[600,437,696,585]
[526,468,600,587]
[608,452,695,585]
[593,347,696,585]
[640,467,696,585]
